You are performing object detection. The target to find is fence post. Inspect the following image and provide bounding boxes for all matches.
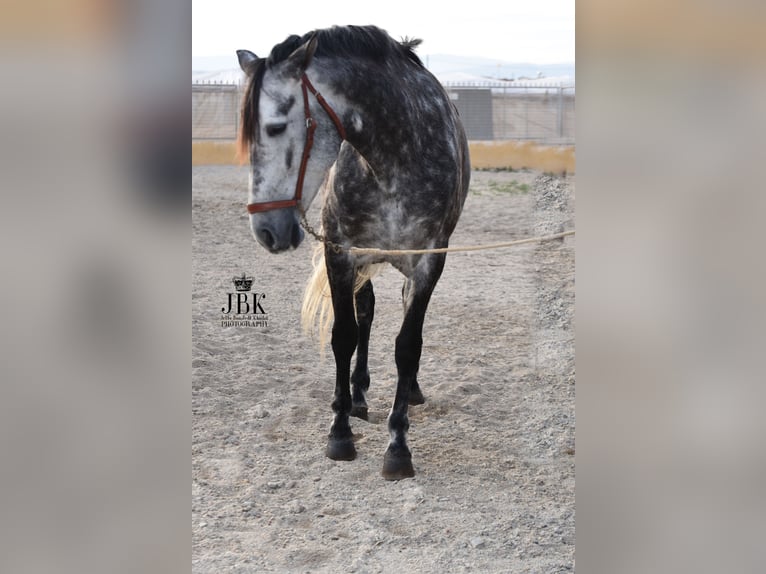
[557,86,564,139]
[525,87,529,140]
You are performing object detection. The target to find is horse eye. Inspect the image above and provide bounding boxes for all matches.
[265,123,287,137]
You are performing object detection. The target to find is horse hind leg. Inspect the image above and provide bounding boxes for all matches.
[350,280,374,421]
[383,253,447,480]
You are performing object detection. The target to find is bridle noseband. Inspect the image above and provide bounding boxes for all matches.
[246,73,347,215]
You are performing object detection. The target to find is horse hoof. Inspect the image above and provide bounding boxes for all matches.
[326,437,356,461]
[409,387,425,406]
[350,405,369,421]
[381,449,415,480]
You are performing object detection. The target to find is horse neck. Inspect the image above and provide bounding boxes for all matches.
[314,59,421,165]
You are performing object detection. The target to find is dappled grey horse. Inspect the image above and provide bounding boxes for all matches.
[237,25,470,479]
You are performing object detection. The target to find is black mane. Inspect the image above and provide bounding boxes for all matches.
[268,25,423,68]
[238,26,422,159]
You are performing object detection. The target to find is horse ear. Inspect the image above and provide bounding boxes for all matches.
[284,35,318,77]
[237,50,259,76]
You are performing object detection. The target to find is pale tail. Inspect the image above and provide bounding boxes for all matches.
[301,243,384,350]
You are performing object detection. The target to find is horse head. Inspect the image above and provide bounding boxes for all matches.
[237,35,344,253]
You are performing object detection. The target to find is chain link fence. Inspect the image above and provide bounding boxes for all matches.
[192,81,574,144]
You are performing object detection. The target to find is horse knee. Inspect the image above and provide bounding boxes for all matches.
[395,332,422,370]
[331,321,358,360]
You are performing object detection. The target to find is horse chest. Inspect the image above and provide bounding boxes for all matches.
[334,191,434,249]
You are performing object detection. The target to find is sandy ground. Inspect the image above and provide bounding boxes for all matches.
[192,166,575,573]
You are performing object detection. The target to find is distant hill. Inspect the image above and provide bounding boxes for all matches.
[422,54,574,82]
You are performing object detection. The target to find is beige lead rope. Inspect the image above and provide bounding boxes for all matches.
[298,205,574,255]
[347,229,575,256]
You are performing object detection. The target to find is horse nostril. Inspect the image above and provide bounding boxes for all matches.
[256,227,275,249]
[291,222,304,248]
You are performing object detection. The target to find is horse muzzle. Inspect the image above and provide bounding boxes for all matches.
[251,211,304,253]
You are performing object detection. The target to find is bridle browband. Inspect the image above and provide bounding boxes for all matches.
[246,73,347,214]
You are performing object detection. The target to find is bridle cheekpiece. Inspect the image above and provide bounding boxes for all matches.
[246,73,346,215]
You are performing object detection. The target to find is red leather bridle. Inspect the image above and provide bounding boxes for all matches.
[246,73,347,214]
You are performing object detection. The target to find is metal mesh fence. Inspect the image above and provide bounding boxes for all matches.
[192,83,240,140]
[192,81,574,144]
[444,83,575,144]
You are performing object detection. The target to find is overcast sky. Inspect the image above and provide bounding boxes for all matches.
[192,0,575,65]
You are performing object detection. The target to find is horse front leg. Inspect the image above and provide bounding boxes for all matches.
[401,278,425,406]
[325,249,359,461]
[383,253,446,480]
[350,280,374,421]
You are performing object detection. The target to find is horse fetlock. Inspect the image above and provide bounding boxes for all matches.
[350,404,369,421]
[387,410,410,434]
[330,395,352,416]
[350,384,369,420]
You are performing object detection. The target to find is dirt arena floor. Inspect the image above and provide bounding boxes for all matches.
[192,166,575,573]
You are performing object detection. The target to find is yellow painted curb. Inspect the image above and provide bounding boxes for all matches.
[192,140,575,173]
[192,141,239,165]
[468,141,575,173]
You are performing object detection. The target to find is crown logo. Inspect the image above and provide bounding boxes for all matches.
[232,273,254,292]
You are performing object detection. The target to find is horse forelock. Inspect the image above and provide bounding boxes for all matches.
[237,58,266,164]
